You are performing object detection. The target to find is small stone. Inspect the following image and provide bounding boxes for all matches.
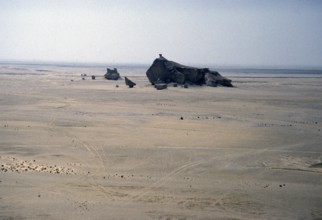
[155,83,167,90]
[180,117,184,120]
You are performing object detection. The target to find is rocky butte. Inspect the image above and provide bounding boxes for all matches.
[146,55,233,87]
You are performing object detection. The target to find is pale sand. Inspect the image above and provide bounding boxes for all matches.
[0,65,322,219]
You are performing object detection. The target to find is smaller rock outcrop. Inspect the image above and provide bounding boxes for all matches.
[105,68,121,80]
[125,77,136,88]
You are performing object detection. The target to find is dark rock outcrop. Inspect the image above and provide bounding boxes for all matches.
[146,55,233,87]
[105,68,121,80]
[125,77,136,88]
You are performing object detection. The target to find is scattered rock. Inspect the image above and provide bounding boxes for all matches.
[91,75,96,80]
[180,117,184,120]
[125,77,136,88]
[116,85,119,88]
[0,157,77,175]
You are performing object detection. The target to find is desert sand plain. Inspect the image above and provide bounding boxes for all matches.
[0,64,322,220]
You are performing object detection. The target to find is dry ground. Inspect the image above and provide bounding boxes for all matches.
[0,65,322,219]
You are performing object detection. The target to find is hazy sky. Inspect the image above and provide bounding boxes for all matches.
[1,0,322,67]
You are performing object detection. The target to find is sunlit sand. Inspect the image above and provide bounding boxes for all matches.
[0,65,322,219]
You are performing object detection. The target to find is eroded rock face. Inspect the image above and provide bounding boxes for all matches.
[105,68,121,80]
[146,55,233,87]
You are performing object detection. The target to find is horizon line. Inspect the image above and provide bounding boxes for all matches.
[1,59,322,71]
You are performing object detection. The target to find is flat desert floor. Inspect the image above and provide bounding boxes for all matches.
[0,65,322,220]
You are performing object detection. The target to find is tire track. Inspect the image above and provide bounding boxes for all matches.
[71,136,107,173]
[133,159,207,201]
[46,109,112,199]
[48,113,57,132]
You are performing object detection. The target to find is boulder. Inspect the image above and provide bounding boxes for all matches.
[124,77,136,88]
[155,83,167,90]
[105,68,121,80]
[146,55,233,87]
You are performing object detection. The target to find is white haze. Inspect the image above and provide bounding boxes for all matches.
[0,0,322,67]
